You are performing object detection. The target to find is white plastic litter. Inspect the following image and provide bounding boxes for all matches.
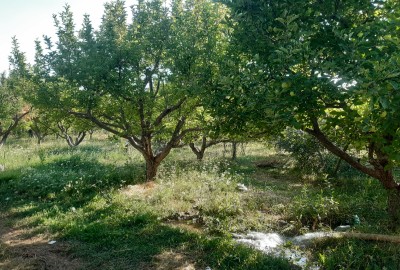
[236,183,248,191]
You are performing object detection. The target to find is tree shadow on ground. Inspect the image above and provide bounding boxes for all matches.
[0,150,145,227]
[64,214,198,269]
[0,146,296,270]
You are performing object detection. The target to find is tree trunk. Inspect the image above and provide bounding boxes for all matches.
[189,137,227,161]
[189,142,205,160]
[305,119,400,229]
[0,125,14,146]
[196,150,204,160]
[33,130,46,145]
[387,188,400,230]
[332,143,350,176]
[189,137,207,161]
[0,133,10,146]
[145,157,160,181]
[232,141,237,160]
[89,130,94,140]
[65,132,86,147]
[0,111,30,147]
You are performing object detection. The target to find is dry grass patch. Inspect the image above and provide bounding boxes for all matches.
[153,250,197,270]
[120,181,157,198]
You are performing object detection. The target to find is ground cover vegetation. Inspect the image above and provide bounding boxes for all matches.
[1,0,400,269]
[0,137,399,269]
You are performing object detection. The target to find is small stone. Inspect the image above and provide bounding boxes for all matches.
[71,207,77,212]
[48,240,57,245]
[205,267,212,270]
[236,183,248,192]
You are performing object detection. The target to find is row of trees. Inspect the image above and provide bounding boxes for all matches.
[1,0,400,228]
[2,0,236,179]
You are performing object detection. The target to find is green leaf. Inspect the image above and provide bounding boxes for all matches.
[379,97,389,109]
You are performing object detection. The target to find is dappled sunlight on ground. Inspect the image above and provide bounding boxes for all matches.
[0,219,83,270]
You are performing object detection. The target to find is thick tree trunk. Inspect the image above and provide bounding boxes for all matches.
[145,157,160,181]
[39,134,47,145]
[196,151,205,160]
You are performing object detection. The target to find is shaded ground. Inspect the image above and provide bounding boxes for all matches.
[0,222,199,270]
[0,218,83,270]
[0,180,202,270]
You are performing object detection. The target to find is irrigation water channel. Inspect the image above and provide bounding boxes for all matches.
[233,231,329,269]
[233,227,400,269]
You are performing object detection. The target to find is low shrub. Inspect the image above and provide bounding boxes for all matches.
[275,128,361,177]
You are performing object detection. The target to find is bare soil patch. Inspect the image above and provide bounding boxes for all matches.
[120,181,157,197]
[140,250,198,270]
[0,220,84,270]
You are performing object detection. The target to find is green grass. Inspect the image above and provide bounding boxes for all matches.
[0,137,398,269]
[313,238,400,270]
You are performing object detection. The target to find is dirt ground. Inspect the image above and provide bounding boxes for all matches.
[0,220,83,270]
[0,214,199,270]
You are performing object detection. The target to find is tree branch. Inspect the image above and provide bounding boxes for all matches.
[70,111,130,139]
[153,97,187,127]
[305,118,380,179]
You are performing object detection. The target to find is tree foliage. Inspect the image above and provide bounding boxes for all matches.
[30,0,229,180]
[220,0,400,228]
[0,38,31,145]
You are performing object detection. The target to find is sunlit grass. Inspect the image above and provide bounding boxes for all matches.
[0,137,397,269]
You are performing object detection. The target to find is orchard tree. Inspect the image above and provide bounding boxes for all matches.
[0,74,27,146]
[189,135,229,161]
[187,119,230,161]
[220,0,400,228]
[55,114,96,147]
[26,113,52,145]
[0,38,31,146]
[34,0,228,180]
[204,40,284,161]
